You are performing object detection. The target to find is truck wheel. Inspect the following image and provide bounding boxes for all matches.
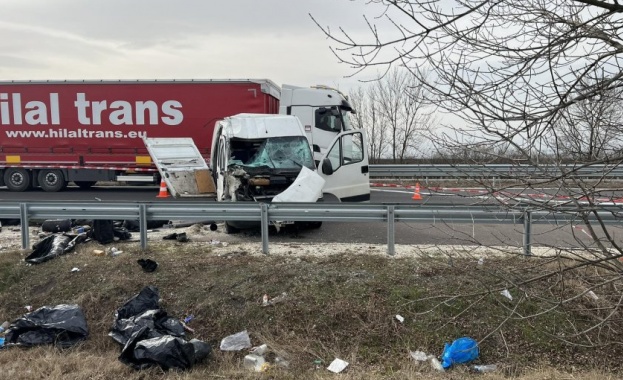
[75,181,97,189]
[4,168,31,192]
[38,169,66,192]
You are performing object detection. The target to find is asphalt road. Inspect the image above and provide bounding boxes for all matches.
[0,184,619,249]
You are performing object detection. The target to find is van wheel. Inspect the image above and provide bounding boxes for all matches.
[4,168,31,192]
[225,222,240,234]
[75,181,97,189]
[38,169,66,192]
[307,221,323,229]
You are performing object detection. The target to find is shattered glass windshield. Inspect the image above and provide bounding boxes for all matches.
[230,136,315,171]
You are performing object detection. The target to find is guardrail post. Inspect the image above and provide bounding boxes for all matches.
[139,204,147,250]
[387,205,395,256]
[20,203,29,249]
[261,203,269,254]
[523,210,532,256]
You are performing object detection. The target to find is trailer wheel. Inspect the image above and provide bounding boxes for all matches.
[4,168,32,192]
[38,169,66,192]
[75,181,97,189]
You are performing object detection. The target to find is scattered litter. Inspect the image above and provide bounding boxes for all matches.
[183,315,194,324]
[220,330,251,351]
[93,249,105,256]
[472,364,497,373]
[0,321,9,333]
[478,257,484,266]
[431,357,444,371]
[4,304,89,348]
[25,306,32,312]
[395,314,405,323]
[327,358,349,373]
[500,289,513,301]
[209,239,228,247]
[313,359,323,370]
[244,354,269,372]
[0,337,4,347]
[209,223,218,231]
[250,344,268,355]
[71,267,80,272]
[137,259,158,273]
[110,247,123,256]
[440,337,479,369]
[586,290,599,300]
[261,292,288,307]
[410,350,429,362]
[181,321,195,333]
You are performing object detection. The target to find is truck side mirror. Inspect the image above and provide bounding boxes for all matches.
[321,158,334,175]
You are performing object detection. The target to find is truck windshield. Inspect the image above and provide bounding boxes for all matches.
[315,106,353,132]
[230,136,315,171]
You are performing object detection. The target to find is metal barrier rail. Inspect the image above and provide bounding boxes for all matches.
[2,201,622,255]
[368,164,623,179]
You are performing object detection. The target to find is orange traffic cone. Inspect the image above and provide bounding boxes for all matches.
[156,179,170,198]
[412,182,422,200]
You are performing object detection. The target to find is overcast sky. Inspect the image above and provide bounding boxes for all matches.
[0,0,384,92]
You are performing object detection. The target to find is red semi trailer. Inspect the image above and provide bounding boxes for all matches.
[0,79,283,191]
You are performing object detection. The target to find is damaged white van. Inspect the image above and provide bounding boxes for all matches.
[210,113,370,232]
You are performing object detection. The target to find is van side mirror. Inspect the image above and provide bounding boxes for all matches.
[321,158,334,175]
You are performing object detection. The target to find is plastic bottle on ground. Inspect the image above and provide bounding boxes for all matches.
[473,364,497,372]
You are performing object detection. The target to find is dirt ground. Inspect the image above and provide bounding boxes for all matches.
[0,222,622,379]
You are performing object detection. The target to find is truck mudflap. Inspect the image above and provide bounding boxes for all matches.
[143,137,216,198]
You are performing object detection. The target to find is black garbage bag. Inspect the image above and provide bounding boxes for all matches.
[110,286,185,346]
[110,309,185,346]
[92,219,114,244]
[4,304,89,348]
[122,219,169,232]
[137,259,158,273]
[114,286,161,320]
[41,219,72,233]
[119,327,211,371]
[110,286,210,370]
[113,226,132,241]
[25,233,88,264]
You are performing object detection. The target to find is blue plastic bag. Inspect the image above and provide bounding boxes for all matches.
[440,337,479,369]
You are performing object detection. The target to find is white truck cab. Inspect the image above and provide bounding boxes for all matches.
[279,84,370,202]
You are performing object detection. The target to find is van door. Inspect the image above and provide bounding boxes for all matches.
[318,130,370,202]
[143,137,216,198]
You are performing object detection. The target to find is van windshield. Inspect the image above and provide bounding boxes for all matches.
[229,136,315,171]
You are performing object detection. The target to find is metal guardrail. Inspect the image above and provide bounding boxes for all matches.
[368,164,623,179]
[2,201,622,255]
